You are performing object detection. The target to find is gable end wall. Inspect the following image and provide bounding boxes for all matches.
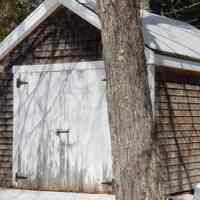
[0,6,102,187]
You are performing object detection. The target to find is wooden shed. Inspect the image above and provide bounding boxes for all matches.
[0,0,200,196]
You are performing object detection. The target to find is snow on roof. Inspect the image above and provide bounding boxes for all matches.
[142,11,200,60]
[0,0,200,62]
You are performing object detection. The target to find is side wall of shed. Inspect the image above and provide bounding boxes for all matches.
[0,6,102,187]
[156,67,200,195]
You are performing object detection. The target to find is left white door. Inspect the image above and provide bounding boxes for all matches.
[13,69,72,190]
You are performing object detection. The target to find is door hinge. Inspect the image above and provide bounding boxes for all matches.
[15,173,28,181]
[101,178,114,186]
[16,78,28,88]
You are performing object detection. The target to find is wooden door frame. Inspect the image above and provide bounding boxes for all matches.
[12,60,105,187]
[12,61,105,74]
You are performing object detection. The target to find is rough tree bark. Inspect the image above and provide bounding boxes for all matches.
[97,0,165,199]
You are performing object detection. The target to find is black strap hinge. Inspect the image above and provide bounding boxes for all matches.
[15,173,28,181]
[17,78,28,88]
[101,178,114,186]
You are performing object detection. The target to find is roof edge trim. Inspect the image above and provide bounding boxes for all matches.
[59,0,101,29]
[0,0,60,61]
[145,44,200,64]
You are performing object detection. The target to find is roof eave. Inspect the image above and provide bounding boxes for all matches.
[0,0,200,65]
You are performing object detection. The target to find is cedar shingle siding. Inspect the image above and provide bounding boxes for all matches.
[156,67,200,194]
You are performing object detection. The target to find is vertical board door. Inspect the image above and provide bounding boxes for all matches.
[13,62,112,193]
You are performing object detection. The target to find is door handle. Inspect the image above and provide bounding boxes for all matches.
[56,129,70,136]
[15,173,28,181]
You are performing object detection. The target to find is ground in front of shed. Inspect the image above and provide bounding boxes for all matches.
[0,188,115,200]
[0,188,195,200]
[169,194,193,200]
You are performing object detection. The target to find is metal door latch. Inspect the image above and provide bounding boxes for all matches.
[16,78,28,88]
[15,173,28,181]
[56,129,70,136]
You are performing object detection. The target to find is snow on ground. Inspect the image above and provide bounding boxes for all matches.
[169,194,193,200]
[0,188,115,200]
[0,188,195,200]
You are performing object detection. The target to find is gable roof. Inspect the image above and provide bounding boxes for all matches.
[0,0,200,62]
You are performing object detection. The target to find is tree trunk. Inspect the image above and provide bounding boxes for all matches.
[97,1,165,199]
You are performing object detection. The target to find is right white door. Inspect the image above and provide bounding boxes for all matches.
[66,67,112,192]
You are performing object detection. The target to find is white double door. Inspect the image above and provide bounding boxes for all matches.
[13,62,112,193]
